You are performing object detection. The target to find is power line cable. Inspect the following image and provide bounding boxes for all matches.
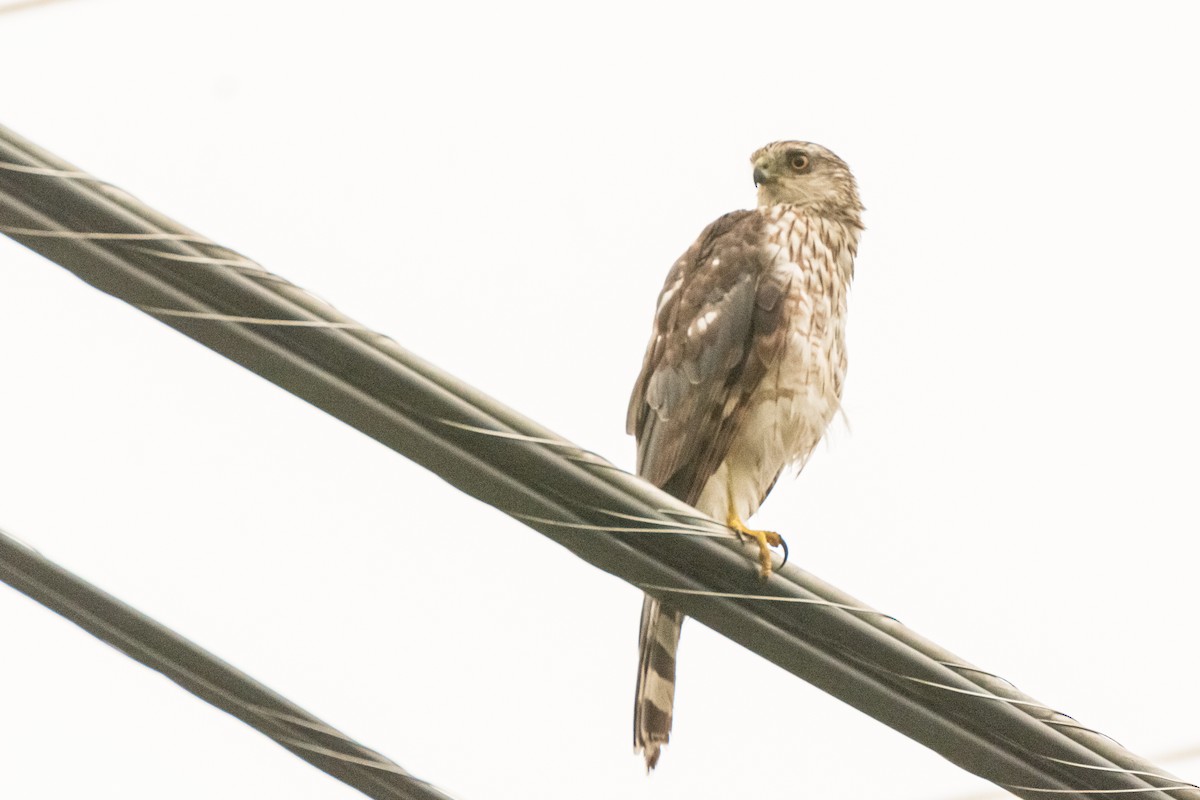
[0,527,459,800]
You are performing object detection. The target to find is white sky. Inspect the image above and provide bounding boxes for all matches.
[2,1,1198,799]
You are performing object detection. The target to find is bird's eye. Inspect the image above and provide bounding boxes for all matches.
[789,153,810,171]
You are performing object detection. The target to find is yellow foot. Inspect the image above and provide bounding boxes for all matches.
[726,513,786,579]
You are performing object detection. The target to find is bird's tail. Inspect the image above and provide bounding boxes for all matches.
[633,593,685,771]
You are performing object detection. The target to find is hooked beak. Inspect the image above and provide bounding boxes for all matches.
[753,159,771,187]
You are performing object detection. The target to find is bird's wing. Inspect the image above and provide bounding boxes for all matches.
[627,209,793,505]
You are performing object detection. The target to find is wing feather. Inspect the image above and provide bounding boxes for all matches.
[627,209,790,505]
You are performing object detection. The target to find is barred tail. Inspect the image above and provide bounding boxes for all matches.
[633,594,685,771]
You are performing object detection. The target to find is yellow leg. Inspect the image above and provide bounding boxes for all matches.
[725,508,785,579]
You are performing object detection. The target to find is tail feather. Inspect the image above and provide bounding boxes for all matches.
[633,594,685,771]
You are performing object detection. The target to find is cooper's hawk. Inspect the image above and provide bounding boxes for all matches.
[627,141,863,770]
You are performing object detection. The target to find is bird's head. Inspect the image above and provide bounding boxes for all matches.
[751,141,863,224]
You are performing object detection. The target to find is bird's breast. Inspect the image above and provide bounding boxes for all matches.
[752,209,855,465]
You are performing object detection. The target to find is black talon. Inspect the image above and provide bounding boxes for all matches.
[777,536,790,572]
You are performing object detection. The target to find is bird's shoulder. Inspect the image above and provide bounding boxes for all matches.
[652,208,778,328]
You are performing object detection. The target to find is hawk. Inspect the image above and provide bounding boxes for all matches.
[627,141,864,770]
